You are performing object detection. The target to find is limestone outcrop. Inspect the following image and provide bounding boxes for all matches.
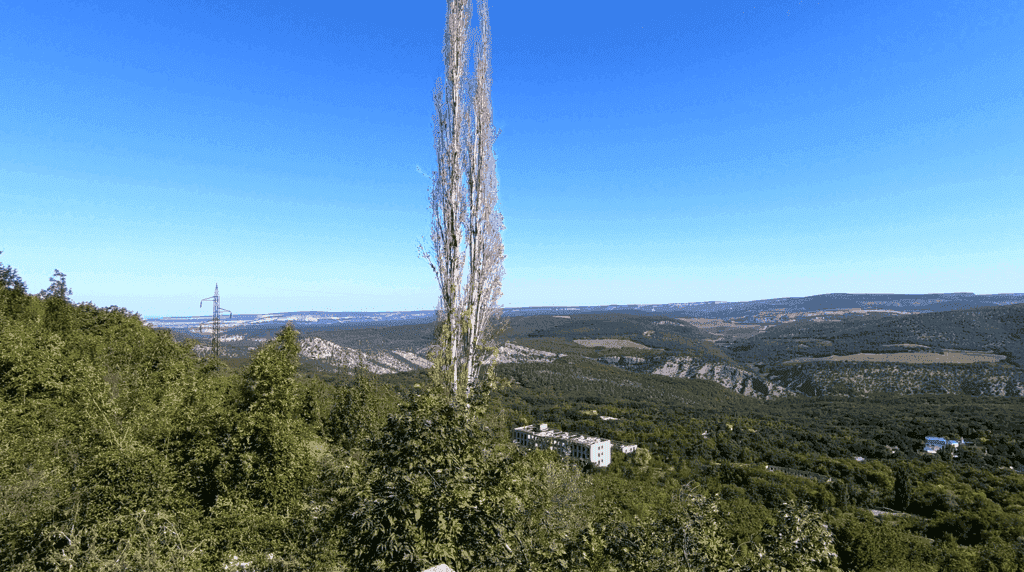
[484,343,566,365]
[650,356,793,399]
[299,337,566,375]
[599,356,646,366]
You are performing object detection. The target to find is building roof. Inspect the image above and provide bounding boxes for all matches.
[514,424,610,446]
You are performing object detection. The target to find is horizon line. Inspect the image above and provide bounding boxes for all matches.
[140,291,1024,320]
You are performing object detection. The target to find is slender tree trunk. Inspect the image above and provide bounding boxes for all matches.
[425,0,471,398]
[423,0,504,404]
[462,0,504,400]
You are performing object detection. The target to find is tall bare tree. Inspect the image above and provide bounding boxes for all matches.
[461,0,505,400]
[420,0,505,403]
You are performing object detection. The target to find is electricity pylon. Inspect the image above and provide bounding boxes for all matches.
[199,284,232,358]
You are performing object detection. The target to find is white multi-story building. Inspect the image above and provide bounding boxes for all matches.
[513,423,613,467]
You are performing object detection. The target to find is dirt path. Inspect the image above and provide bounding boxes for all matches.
[574,338,651,349]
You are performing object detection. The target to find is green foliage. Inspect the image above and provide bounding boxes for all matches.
[505,449,593,570]
[199,325,323,566]
[41,269,76,335]
[4,258,1024,571]
[241,324,300,414]
[0,252,32,320]
[39,508,202,572]
[322,371,399,448]
[577,485,840,572]
[894,462,913,511]
[0,274,211,570]
[343,392,528,571]
[754,501,842,572]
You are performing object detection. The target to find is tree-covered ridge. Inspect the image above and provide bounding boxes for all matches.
[760,360,1024,396]
[727,303,1024,367]
[502,313,741,370]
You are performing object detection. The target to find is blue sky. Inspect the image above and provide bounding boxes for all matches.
[3,1,1022,318]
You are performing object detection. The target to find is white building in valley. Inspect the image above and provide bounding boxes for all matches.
[513,423,613,467]
[614,442,638,454]
[924,436,968,455]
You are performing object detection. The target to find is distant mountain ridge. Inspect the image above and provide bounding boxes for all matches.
[145,291,1024,332]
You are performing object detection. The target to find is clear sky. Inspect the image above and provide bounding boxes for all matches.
[3,1,1022,318]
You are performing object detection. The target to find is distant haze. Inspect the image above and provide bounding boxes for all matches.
[3,1,1021,317]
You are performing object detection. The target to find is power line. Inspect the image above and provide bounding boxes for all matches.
[198,284,232,359]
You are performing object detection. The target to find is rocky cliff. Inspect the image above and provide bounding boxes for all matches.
[299,337,566,375]
[650,356,793,399]
[589,354,791,399]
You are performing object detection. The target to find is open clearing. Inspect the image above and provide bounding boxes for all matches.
[781,350,1006,365]
[574,338,651,349]
[676,318,766,341]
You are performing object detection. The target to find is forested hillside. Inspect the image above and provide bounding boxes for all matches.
[509,312,736,363]
[4,259,1024,571]
[726,305,1024,367]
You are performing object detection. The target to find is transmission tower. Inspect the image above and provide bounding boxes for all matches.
[199,283,232,358]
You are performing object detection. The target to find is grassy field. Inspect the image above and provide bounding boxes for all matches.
[573,338,651,349]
